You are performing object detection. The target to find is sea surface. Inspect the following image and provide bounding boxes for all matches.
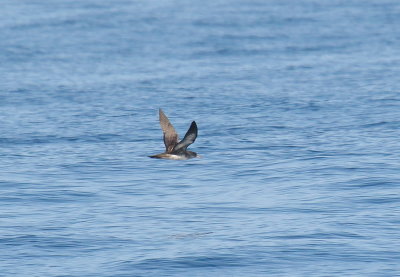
[1,0,400,276]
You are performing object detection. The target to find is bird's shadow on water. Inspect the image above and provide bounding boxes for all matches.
[168,231,214,240]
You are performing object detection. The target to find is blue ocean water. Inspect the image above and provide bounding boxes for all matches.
[1,0,400,276]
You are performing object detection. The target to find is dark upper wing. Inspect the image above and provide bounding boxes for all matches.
[173,121,197,153]
[159,109,179,153]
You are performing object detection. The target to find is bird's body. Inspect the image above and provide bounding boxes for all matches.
[149,151,197,160]
[149,109,198,160]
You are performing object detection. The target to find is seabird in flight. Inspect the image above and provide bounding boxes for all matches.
[149,109,198,160]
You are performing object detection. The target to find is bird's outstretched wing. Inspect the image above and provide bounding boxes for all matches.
[173,121,197,153]
[159,109,179,153]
